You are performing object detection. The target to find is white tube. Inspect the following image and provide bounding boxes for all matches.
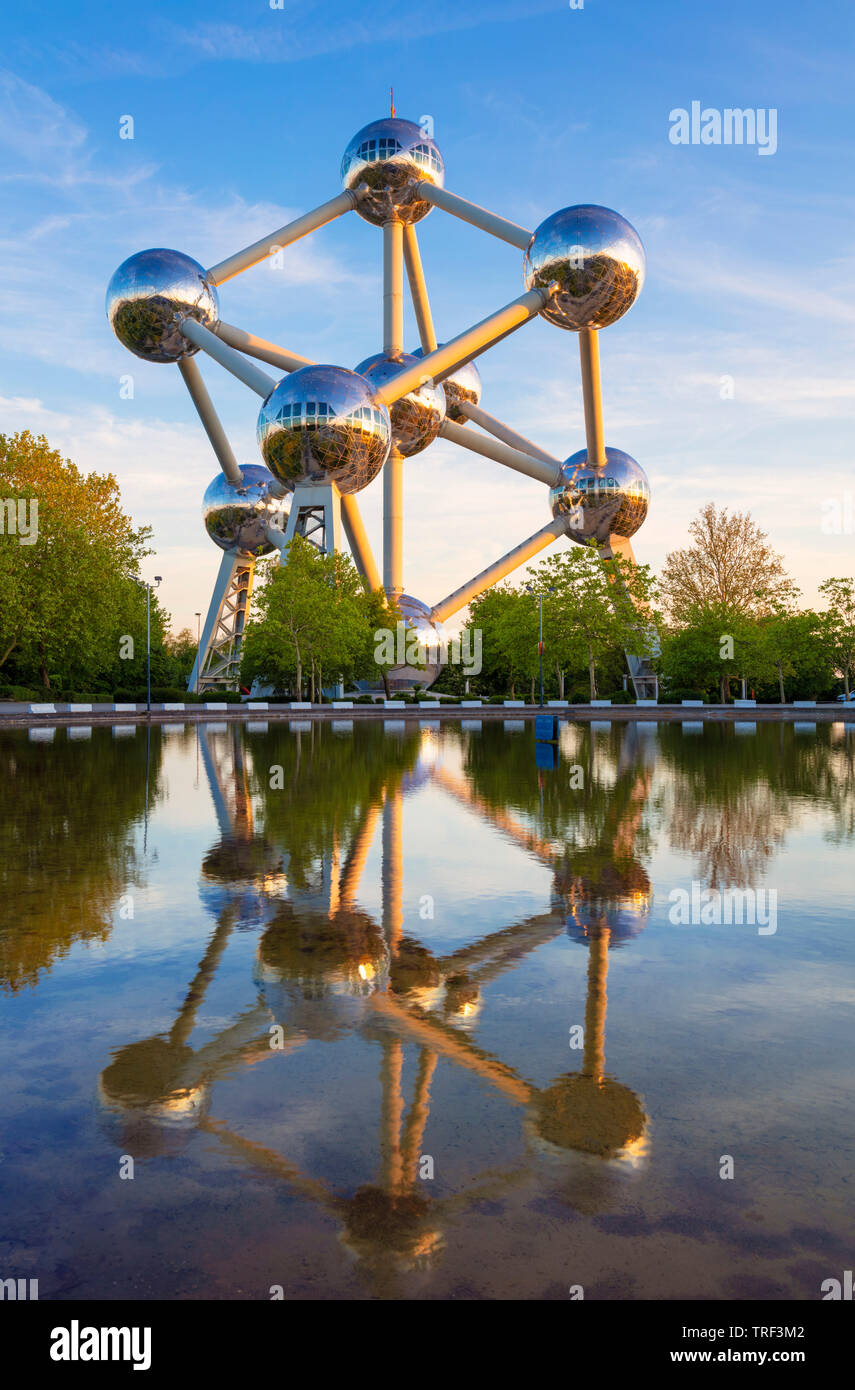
[177,358,243,487]
[215,321,314,373]
[416,183,532,249]
[179,319,277,398]
[372,288,550,407]
[439,419,561,486]
[206,190,356,285]
[431,518,569,622]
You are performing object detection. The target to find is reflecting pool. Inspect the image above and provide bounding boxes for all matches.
[0,719,852,1300]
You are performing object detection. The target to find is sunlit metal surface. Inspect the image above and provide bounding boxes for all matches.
[524,205,645,331]
[550,446,650,542]
[412,345,481,421]
[257,365,391,494]
[106,248,219,362]
[354,353,446,456]
[202,464,285,557]
[341,118,444,226]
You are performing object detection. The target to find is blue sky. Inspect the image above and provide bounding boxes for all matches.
[1,0,853,632]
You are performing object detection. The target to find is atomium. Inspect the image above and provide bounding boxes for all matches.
[202,464,285,557]
[341,117,444,226]
[354,353,446,456]
[106,248,219,362]
[524,205,645,331]
[106,110,655,700]
[550,447,650,544]
[257,365,391,494]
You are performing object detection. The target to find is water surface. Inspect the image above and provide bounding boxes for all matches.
[0,719,852,1300]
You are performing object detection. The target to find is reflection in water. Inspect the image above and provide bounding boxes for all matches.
[0,728,163,992]
[1,719,853,1299]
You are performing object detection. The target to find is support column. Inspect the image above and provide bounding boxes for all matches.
[383,446,404,599]
[189,550,255,694]
[579,328,606,467]
[383,220,404,358]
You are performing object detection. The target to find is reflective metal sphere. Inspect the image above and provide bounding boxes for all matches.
[390,595,446,691]
[354,353,445,457]
[257,365,391,494]
[106,248,219,362]
[341,118,444,226]
[524,206,645,331]
[202,464,285,557]
[412,346,481,422]
[550,447,650,544]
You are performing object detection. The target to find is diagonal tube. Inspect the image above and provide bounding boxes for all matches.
[206,190,356,285]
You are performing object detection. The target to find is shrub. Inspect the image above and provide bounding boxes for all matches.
[661,687,707,703]
[0,684,40,700]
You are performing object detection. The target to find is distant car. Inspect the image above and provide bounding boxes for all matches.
[836,690,855,702]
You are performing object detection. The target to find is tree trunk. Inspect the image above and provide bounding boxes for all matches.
[530,675,535,703]
[557,664,565,699]
[510,679,516,698]
[382,669,391,698]
[777,663,785,703]
[720,672,730,703]
[40,655,50,689]
[588,647,597,700]
[310,664,316,703]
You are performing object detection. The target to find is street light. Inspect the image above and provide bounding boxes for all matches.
[526,583,555,707]
[135,576,162,714]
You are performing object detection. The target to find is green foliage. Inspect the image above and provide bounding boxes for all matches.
[241,536,393,698]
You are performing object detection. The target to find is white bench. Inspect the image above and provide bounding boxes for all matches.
[113,703,136,712]
[68,703,92,713]
[246,702,268,710]
[734,699,756,708]
[681,700,704,706]
[290,702,312,709]
[29,703,56,713]
[162,703,185,711]
[590,699,612,707]
[332,701,353,708]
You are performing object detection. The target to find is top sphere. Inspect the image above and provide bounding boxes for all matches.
[412,346,481,422]
[341,117,444,226]
[106,249,219,362]
[257,365,391,495]
[523,206,645,331]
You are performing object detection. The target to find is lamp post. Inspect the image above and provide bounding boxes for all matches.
[526,584,555,707]
[136,576,162,714]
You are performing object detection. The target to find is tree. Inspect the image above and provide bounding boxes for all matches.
[240,537,387,697]
[529,544,659,699]
[818,577,855,698]
[661,503,790,625]
[0,431,152,689]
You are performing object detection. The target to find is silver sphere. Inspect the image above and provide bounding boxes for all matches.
[202,465,285,557]
[390,596,446,691]
[412,346,481,422]
[524,206,645,331]
[550,447,650,544]
[106,249,219,362]
[341,118,444,226]
[257,365,391,495]
[354,353,445,457]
